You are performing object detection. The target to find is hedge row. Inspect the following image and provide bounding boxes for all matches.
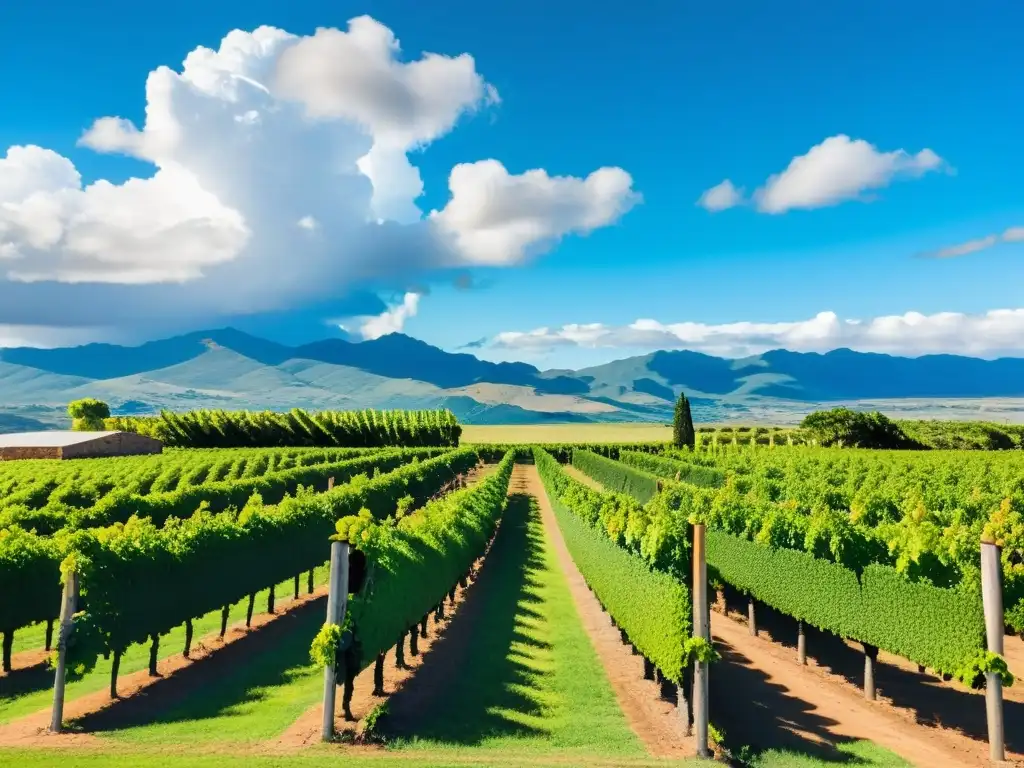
[618,450,727,488]
[337,450,516,671]
[534,448,691,682]
[108,408,461,448]
[571,450,661,504]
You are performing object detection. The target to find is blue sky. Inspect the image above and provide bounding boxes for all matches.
[0,0,1022,368]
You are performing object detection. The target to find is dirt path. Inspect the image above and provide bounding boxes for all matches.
[463,461,498,485]
[519,465,694,760]
[712,608,1022,767]
[2,648,51,677]
[0,587,329,748]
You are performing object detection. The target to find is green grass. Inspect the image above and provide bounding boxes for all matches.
[10,616,53,656]
[747,740,911,767]
[0,748,696,767]
[98,600,324,744]
[386,493,644,758]
[0,565,330,724]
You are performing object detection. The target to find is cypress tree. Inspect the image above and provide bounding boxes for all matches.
[673,392,696,449]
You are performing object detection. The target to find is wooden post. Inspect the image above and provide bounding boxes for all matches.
[1,630,11,673]
[321,540,350,742]
[748,597,757,636]
[327,476,335,491]
[409,626,419,656]
[148,633,160,676]
[110,650,122,699]
[49,570,78,733]
[373,653,385,695]
[863,643,877,700]
[797,621,807,665]
[981,539,1005,762]
[293,574,300,600]
[395,634,406,669]
[45,619,54,652]
[692,523,711,758]
[220,605,230,638]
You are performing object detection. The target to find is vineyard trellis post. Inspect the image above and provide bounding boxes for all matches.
[692,523,711,759]
[49,570,79,733]
[797,621,807,665]
[321,540,350,742]
[980,538,1005,763]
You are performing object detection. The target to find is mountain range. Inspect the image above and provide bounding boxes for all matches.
[2,328,1024,430]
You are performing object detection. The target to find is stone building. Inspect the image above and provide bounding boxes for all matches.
[0,431,163,460]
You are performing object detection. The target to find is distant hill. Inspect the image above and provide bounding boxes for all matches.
[2,329,1024,425]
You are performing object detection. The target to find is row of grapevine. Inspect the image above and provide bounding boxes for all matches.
[617,450,726,488]
[2,448,444,535]
[107,408,461,448]
[570,449,661,503]
[41,448,480,684]
[0,448,474,670]
[534,448,692,683]
[627,447,1024,631]
[571,450,1001,678]
[329,449,517,683]
[0,447,390,530]
[471,442,666,464]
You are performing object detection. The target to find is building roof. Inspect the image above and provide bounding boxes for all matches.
[0,431,121,448]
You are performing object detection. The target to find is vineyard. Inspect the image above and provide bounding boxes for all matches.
[0,413,1022,768]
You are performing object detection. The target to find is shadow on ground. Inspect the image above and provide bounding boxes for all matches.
[711,637,901,765]
[0,660,53,701]
[718,585,1022,757]
[72,596,325,735]
[383,493,553,745]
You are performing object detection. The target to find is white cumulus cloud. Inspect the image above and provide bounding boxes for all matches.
[697,135,947,216]
[492,308,1024,358]
[755,136,945,213]
[349,291,421,340]
[432,160,640,265]
[0,16,637,341]
[696,179,744,212]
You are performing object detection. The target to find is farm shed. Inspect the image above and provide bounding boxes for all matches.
[0,431,163,460]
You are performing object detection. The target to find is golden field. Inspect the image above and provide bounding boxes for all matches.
[460,422,672,444]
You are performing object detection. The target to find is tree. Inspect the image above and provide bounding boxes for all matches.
[68,399,111,431]
[800,408,921,449]
[672,392,696,449]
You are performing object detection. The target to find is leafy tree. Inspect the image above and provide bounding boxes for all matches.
[673,392,696,449]
[67,399,111,431]
[800,408,920,449]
